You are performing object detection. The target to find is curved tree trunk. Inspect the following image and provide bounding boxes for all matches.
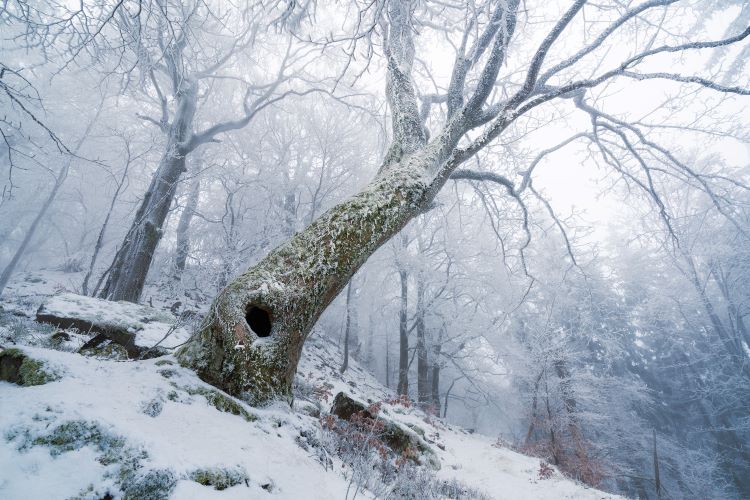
[176,0,480,406]
[178,150,442,405]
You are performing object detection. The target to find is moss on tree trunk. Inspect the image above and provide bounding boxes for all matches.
[178,155,437,405]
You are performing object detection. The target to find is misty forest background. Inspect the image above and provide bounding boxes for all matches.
[2,1,750,498]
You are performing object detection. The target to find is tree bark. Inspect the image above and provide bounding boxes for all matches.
[177,150,441,405]
[340,280,353,373]
[397,266,410,396]
[174,170,201,276]
[416,275,430,405]
[176,0,476,406]
[100,81,197,302]
[430,325,443,415]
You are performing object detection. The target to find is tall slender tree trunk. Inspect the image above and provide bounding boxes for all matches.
[340,281,353,373]
[443,377,459,419]
[174,168,201,277]
[101,81,197,302]
[385,326,391,389]
[416,275,430,405]
[0,169,68,296]
[653,429,661,500]
[397,266,410,396]
[681,254,750,378]
[430,324,443,415]
[525,370,544,446]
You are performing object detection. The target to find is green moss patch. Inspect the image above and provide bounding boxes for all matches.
[185,386,257,422]
[0,348,61,386]
[190,466,249,490]
[123,469,176,500]
[12,419,176,499]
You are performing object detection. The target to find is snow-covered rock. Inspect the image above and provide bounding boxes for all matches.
[35,293,190,357]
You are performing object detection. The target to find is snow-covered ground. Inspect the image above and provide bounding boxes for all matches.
[0,272,622,499]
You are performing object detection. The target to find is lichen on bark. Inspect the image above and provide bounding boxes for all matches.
[178,156,436,406]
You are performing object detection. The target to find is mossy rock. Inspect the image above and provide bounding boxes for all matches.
[48,330,72,347]
[331,391,369,421]
[186,386,257,422]
[190,466,249,490]
[330,392,439,468]
[0,348,60,386]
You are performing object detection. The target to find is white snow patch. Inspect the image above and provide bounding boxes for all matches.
[1,278,622,500]
[37,292,190,349]
[0,347,361,499]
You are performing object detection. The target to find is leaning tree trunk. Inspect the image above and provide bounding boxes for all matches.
[0,164,68,296]
[177,150,440,405]
[101,82,197,302]
[177,0,473,404]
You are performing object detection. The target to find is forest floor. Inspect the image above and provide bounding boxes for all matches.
[0,270,621,499]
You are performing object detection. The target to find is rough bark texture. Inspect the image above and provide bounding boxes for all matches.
[178,155,436,405]
[101,82,197,302]
[176,0,480,407]
[430,326,443,414]
[416,276,429,405]
[430,361,441,415]
[339,281,353,373]
[397,266,409,396]
[174,172,200,275]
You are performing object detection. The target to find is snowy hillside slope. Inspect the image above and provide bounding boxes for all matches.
[0,273,622,499]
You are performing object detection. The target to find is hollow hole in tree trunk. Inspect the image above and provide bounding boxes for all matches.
[246,305,272,338]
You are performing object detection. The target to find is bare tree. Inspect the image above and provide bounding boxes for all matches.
[0,102,102,295]
[93,0,316,302]
[171,0,750,406]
